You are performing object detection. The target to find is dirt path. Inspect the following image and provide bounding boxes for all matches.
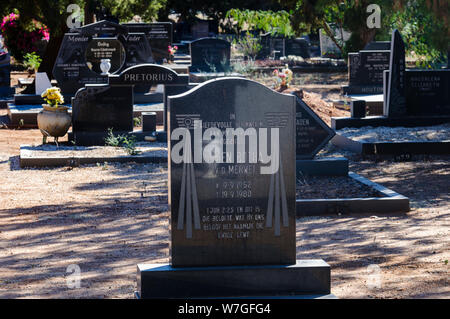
[0,121,448,299]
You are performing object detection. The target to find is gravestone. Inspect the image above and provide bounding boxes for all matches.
[385,29,406,117]
[0,53,14,97]
[295,97,335,159]
[363,41,391,51]
[71,64,189,145]
[124,22,173,63]
[189,38,231,73]
[191,20,210,39]
[343,50,390,94]
[332,30,450,129]
[137,78,331,298]
[285,38,310,58]
[53,20,154,95]
[404,70,450,115]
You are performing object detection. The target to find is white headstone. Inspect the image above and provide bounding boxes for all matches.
[35,72,52,95]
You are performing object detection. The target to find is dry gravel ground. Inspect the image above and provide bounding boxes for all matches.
[0,112,449,299]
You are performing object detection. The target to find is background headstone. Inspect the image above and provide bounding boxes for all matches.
[385,30,406,117]
[363,41,391,51]
[53,20,153,95]
[0,53,14,97]
[405,70,450,115]
[189,38,231,73]
[345,50,390,94]
[168,78,296,267]
[124,22,173,63]
[285,38,310,58]
[35,72,52,95]
[72,85,134,144]
[295,97,335,159]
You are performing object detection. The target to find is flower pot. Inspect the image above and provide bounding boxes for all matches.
[37,104,71,139]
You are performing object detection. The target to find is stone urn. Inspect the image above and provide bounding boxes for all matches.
[37,104,71,142]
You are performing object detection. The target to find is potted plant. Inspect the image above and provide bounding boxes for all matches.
[37,87,71,144]
[23,52,42,76]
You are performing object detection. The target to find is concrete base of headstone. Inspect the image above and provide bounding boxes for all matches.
[331,115,450,130]
[331,133,450,155]
[137,260,331,299]
[296,157,348,177]
[189,72,244,83]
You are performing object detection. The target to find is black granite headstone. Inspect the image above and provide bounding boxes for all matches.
[385,30,406,116]
[348,51,390,87]
[351,100,366,118]
[168,78,296,267]
[363,41,391,51]
[189,38,231,73]
[405,70,450,115]
[0,53,14,97]
[72,64,189,145]
[285,38,310,58]
[72,85,134,140]
[124,23,173,63]
[295,97,335,159]
[53,20,154,95]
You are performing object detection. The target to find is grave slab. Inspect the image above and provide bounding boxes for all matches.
[296,157,348,177]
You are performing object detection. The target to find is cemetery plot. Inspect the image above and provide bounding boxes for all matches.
[332,124,450,156]
[19,143,167,168]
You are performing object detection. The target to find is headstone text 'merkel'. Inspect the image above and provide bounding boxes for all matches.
[168,78,296,267]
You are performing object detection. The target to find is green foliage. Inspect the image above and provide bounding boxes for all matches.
[279,0,449,64]
[104,128,123,147]
[102,0,166,22]
[23,52,42,72]
[133,116,141,127]
[231,59,257,75]
[382,1,449,68]
[234,32,262,60]
[104,128,141,156]
[226,9,295,37]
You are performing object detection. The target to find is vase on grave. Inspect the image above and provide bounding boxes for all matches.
[100,58,111,75]
[37,104,71,142]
